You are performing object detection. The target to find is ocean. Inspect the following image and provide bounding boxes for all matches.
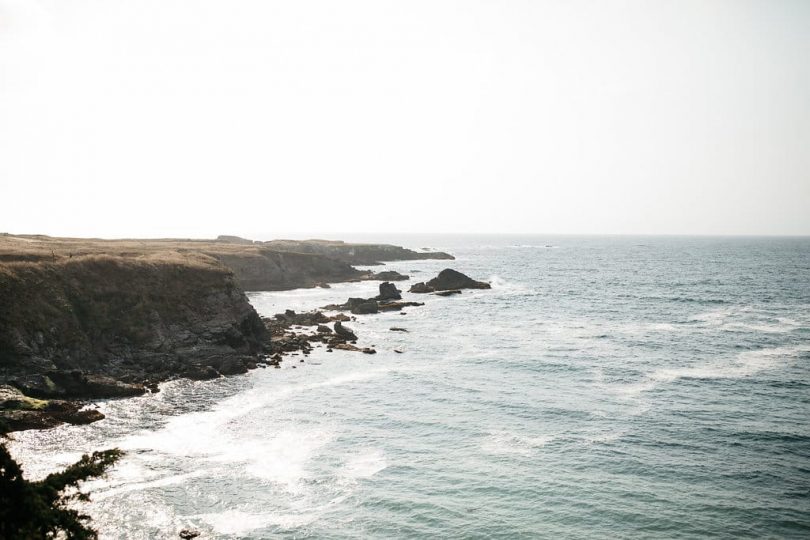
[8,235,810,538]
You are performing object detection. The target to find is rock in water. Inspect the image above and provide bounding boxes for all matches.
[409,282,433,293]
[435,289,462,296]
[333,321,358,341]
[377,281,402,301]
[351,301,379,315]
[409,269,491,293]
[369,270,410,281]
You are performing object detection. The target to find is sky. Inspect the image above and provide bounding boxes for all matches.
[1,0,808,238]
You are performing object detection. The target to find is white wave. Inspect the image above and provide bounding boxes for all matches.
[616,345,809,398]
[120,368,390,457]
[481,432,554,456]
[89,469,212,501]
[241,428,334,489]
[487,275,531,295]
[196,509,314,534]
[339,449,387,481]
[584,430,626,445]
[690,307,804,333]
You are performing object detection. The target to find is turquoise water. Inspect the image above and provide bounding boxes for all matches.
[9,236,810,538]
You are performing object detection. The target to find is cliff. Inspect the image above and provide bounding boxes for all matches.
[213,248,365,290]
[0,253,267,395]
[262,239,455,265]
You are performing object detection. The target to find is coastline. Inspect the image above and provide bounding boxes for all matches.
[0,234,459,433]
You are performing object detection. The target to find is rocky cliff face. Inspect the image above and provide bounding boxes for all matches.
[212,249,366,291]
[0,255,267,392]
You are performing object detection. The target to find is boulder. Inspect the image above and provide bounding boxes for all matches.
[409,269,490,293]
[13,371,146,400]
[409,282,433,293]
[184,365,220,381]
[435,289,462,296]
[377,282,402,301]
[351,301,379,315]
[333,321,358,341]
[378,301,424,311]
[369,270,409,281]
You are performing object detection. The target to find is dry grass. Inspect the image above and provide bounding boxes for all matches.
[0,234,265,271]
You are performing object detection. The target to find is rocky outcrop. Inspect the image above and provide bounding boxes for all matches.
[376,282,402,301]
[322,295,423,314]
[0,255,268,397]
[409,269,491,293]
[333,321,358,341]
[260,239,454,265]
[435,289,462,297]
[212,249,366,291]
[368,270,409,281]
[261,310,382,360]
[0,384,106,433]
[409,282,433,293]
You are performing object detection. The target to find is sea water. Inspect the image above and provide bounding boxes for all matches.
[8,235,810,538]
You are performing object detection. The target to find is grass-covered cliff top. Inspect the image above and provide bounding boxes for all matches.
[0,234,271,266]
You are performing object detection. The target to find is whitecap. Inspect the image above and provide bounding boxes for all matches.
[614,344,809,398]
[196,509,314,534]
[339,448,387,480]
[481,432,554,456]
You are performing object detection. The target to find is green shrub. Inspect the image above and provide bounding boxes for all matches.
[0,443,123,539]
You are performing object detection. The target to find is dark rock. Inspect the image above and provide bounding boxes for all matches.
[376,282,402,301]
[179,529,200,539]
[317,325,332,334]
[184,365,220,381]
[409,269,491,293]
[0,410,64,432]
[13,371,146,400]
[214,357,250,376]
[0,385,107,433]
[333,321,358,341]
[390,327,408,332]
[409,282,433,293]
[55,408,105,425]
[435,289,462,296]
[351,301,379,315]
[378,301,424,312]
[369,270,409,281]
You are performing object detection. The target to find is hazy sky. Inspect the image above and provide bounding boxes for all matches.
[1,0,808,238]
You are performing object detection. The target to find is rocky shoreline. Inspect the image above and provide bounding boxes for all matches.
[0,233,486,434]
